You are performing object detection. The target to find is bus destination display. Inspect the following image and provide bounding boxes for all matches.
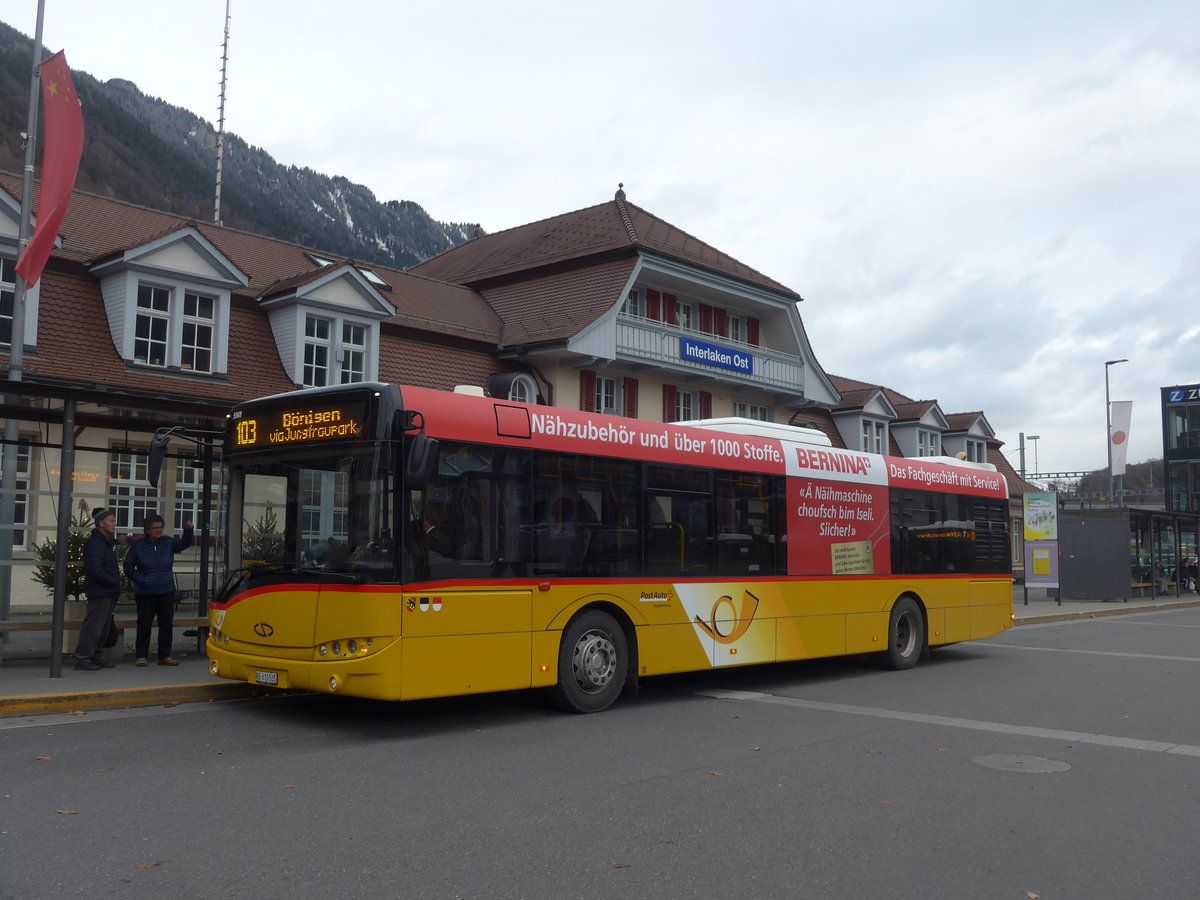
[231,399,369,449]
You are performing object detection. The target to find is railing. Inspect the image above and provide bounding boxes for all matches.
[615,317,803,391]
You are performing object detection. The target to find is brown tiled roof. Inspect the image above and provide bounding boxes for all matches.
[989,441,1041,496]
[0,173,500,340]
[379,336,518,393]
[945,411,986,432]
[410,194,800,299]
[480,258,637,347]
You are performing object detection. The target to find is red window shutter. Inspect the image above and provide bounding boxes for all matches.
[662,385,677,422]
[747,316,760,346]
[699,304,714,334]
[580,370,597,412]
[700,391,713,419]
[623,377,639,418]
[646,289,661,321]
[663,293,678,326]
[714,308,728,337]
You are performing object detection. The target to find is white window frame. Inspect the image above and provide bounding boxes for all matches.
[4,441,32,549]
[596,376,618,415]
[340,321,367,384]
[733,400,770,421]
[676,300,695,331]
[303,315,332,388]
[1,256,15,348]
[967,439,986,463]
[861,419,886,455]
[134,284,171,367]
[727,314,744,343]
[676,389,696,422]
[622,289,642,318]
[917,430,939,457]
[181,291,216,373]
[108,449,157,532]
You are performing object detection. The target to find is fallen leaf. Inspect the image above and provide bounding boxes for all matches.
[613,864,632,869]
[56,809,79,815]
[163,702,179,708]
[35,756,53,761]
[881,800,892,805]
[937,748,948,752]
[709,771,725,776]
[1027,893,1040,899]
[750,747,761,751]
[284,784,298,789]
[68,710,87,717]
[135,863,161,870]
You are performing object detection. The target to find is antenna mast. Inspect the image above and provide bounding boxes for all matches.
[213,0,231,224]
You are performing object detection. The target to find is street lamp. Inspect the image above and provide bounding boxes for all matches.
[1027,435,1040,476]
[1105,358,1128,507]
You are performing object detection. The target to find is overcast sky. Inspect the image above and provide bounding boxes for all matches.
[11,0,1200,477]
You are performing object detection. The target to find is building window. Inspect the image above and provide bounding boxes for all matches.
[108,451,157,531]
[300,469,349,545]
[596,376,618,415]
[862,420,886,454]
[733,401,770,421]
[303,315,332,387]
[727,314,744,343]
[622,289,642,318]
[1,256,14,346]
[917,430,939,457]
[181,292,215,373]
[4,441,32,549]
[341,322,366,384]
[174,456,220,532]
[676,300,694,331]
[135,284,171,367]
[676,390,695,421]
[966,439,986,463]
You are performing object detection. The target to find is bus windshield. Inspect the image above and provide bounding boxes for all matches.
[225,442,396,582]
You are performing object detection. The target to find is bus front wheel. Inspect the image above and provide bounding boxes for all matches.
[886,597,925,670]
[552,610,628,713]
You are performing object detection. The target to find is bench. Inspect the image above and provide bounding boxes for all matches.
[0,616,208,664]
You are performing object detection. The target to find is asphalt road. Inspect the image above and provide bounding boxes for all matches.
[3,607,1199,899]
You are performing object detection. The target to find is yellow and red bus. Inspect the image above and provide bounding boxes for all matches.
[208,382,1012,712]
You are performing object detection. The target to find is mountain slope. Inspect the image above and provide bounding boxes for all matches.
[0,20,478,270]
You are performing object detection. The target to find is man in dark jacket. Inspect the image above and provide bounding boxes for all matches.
[76,507,121,670]
[123,513,193,666]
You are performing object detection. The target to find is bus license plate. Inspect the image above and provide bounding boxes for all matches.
[255,670,279,686]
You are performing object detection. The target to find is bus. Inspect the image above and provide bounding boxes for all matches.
[207,382,1012,712]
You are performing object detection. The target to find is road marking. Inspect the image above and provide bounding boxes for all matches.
[697,690,1200,757]
[985,643,1200,663]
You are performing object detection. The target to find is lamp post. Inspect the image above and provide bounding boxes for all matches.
[1027,435,1040,476]
[1105,358,1128,507]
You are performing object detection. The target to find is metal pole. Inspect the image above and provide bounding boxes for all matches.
[49,398,76,678]
[0,0,45,623]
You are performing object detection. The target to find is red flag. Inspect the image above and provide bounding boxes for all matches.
[15,51,84,288]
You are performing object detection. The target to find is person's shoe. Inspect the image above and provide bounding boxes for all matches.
[135,658,148,667]
[157,657,179,666]
[74,661,102,671]
[94,659,116,668]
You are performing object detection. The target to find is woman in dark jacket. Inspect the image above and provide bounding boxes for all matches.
[123,513,193,666]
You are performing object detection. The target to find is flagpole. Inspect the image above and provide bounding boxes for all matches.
[0,0,46,623]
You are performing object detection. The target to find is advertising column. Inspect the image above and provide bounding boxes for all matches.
[1023,491,1060,606]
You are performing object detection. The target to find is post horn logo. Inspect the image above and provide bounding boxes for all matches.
[252,622,274,638]
[693,590,760,644]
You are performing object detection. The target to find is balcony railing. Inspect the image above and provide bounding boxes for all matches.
[615,315,803,391]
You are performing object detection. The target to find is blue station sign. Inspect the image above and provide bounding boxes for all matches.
[680,337,753,375]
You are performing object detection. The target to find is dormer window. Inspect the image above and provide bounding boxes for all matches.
[133,283,217,372]
[862,419,886,454]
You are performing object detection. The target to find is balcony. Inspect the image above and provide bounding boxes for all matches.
[615,315,804,392]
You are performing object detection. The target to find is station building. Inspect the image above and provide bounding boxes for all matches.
[0,175,1032,614]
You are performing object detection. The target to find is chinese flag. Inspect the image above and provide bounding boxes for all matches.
[15,51,84,288]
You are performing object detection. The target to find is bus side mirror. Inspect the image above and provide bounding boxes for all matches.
[147,434,172,488]
[405,433,439,490]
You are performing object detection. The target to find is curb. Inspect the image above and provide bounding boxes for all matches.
[1013,597,1200,626]
[0,681,258,717]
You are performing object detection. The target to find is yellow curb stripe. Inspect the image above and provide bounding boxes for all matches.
[0,682,256,717]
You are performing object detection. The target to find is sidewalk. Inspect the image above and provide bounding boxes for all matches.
[4,588,1200,717]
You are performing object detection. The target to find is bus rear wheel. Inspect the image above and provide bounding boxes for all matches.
[886,597,924,670]
[552,610,628,713]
